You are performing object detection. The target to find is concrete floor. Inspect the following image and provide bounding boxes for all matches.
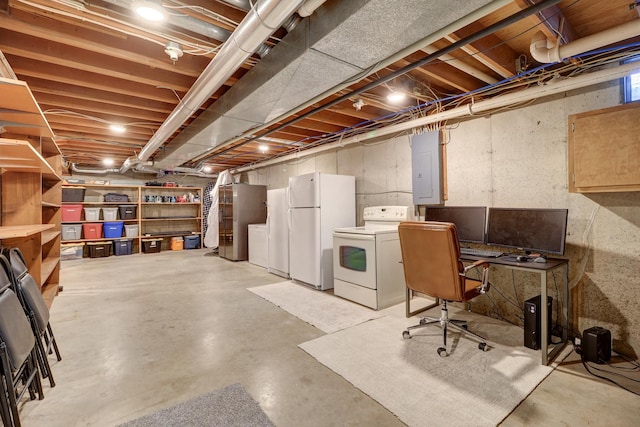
[20,249,640,426]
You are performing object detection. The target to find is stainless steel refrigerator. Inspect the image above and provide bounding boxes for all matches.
[288,172,355,290]
[219,183,267,261]
[267,188,289,278]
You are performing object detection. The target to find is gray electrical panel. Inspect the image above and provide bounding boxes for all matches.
[411,131,442,205]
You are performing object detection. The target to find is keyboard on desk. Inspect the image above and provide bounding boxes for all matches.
[460,248,503,258]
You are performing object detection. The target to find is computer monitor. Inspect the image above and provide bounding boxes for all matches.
[425,206,486,244]
[486,208,568,255]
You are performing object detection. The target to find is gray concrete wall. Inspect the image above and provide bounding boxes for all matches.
[246,80,640,354]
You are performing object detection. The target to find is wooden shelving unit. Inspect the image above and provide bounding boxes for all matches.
[0,77,62,307]
[1,136,62,308]
[61,184,202,255]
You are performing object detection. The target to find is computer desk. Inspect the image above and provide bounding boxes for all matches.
[460,254,569,366]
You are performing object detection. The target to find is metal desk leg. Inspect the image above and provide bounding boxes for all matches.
[543,263,570,365]
[563,264,569,343]
[541,271,548,365]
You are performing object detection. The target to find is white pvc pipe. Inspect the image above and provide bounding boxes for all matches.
[126,0,306,171]
[531,19,640,63]
[235,62,640,173]
[297,0,327,18]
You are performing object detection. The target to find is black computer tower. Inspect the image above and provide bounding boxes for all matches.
[524,295,552,350]
[582,327,611,364]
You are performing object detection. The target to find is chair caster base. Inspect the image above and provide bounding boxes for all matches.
[437,347,447,357]
[402,330,411,339]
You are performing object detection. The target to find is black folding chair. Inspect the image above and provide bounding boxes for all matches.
[0,271,44,427]
[0,248,61,388]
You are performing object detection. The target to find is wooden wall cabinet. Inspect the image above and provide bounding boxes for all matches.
[569,102,640,193]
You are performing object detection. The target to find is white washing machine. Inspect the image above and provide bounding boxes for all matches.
[333,206,410,310]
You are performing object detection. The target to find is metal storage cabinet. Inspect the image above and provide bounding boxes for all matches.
[218,183,267,261]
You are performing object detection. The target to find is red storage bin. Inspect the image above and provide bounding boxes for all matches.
[62,204,83,222]
[82,223,102,239]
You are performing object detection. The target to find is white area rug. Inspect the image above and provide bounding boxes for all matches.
[247,281,383,333]
[299,305,569,427]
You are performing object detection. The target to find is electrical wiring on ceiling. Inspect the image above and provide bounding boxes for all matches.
[226,39,640,172]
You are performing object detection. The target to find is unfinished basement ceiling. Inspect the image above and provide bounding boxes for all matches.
[1,0,639,175]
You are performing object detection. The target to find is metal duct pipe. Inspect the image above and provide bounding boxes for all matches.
[170,14,232,42]
[123,0,306,173]
[132,164,164,175]
[530,19,640,63]
[281,14,301,32]
[220,0,252,10]
[70,163,121,174]
[235,61,640,173]
[132,163,218,178]
[102,0,272,57]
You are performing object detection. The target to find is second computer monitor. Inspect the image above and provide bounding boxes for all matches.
[425,206,486,244]
[486,207,568,255]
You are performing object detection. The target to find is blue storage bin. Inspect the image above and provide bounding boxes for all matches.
[103,221,124,238]
[184,235,200,249]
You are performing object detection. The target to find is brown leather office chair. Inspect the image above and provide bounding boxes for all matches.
[398,221,491,356]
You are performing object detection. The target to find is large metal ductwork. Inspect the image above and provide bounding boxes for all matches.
[120,0,308,173]
[152,0,505,170]
[530,18,640,63]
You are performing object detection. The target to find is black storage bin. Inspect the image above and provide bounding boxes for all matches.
[118,204,137,219]
[87,241,112,258]
[142,238,162,253]
[113,239,133,256]
[62,186,86,202]
[104,193,129,202]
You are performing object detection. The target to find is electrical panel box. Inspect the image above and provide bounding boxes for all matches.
[411,131,442,205]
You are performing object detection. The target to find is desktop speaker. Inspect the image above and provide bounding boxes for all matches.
[524,295,552,350]
[582,327,611,364]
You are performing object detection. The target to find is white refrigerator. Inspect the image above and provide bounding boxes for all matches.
[267,188,289,278]
[288,172,355,290]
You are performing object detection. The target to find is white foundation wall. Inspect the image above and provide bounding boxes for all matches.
[244,80,640,354]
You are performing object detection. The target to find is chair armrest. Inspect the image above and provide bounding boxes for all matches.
[462,259,489,273]
[461,259,490,294]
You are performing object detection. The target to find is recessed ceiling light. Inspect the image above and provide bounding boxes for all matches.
[258,143,268,153]
[110,124,126,133]
[102,158,115,167]
[202,165,212,173]
[387,91,406,103]
[131,0,167,22]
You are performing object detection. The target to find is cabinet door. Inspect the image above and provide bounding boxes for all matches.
[569,103,640,193]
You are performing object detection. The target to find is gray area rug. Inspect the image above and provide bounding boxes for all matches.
[299,304,570,427]
[118,383,274,427]
[248,280,383,333]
